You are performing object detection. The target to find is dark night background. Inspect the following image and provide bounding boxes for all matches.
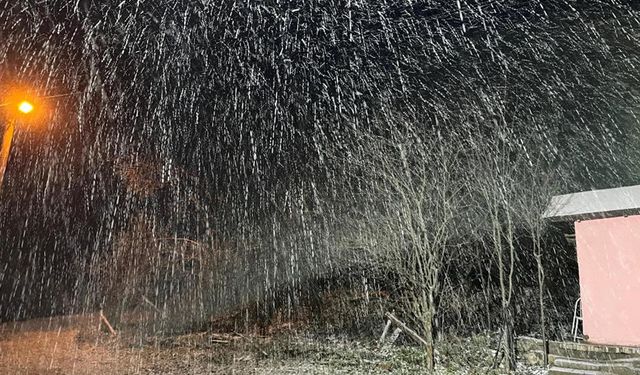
[1,0,640,326]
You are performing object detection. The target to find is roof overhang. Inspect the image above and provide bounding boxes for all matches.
[544,184,640,222]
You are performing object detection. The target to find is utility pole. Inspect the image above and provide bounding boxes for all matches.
[0,99,34,190]
[0,119,15,190]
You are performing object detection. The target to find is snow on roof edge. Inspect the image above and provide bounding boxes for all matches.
[544,184,640,221]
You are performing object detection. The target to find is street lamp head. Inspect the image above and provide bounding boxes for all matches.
[2,84,42,117]
[2,86,49,127]
[18,101,34,114]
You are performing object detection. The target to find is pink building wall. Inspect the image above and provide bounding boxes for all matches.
[575,215,640,346]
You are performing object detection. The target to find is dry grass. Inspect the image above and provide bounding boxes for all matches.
[0,314,546,374]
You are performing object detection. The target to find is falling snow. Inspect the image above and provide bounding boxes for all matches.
[1,1,640,373]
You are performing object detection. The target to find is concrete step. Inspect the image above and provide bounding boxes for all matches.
[555,358,611,371]
[518,336,640,361]
[548,366,612,375]
[612,358,640,367]
[552,357,640,375]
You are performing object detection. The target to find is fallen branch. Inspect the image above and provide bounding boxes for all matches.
[210,339,230,344]
[141,294,162,314]
[99,309,117,336]
[384,312,429,348]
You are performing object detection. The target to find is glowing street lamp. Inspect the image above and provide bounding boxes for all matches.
[18,101,34,114]
[0,98,37,189]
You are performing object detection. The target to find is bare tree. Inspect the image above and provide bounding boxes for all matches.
[514,157,559,367]
[332,121,467,371]
[468,134,523,372]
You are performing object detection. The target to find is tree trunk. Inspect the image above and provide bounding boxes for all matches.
[425,342,435,372]
[424,311,435,372]
[536,255,548,366]
[503,307,517,372]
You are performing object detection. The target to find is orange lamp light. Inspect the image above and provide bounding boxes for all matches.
[17,101,34,114]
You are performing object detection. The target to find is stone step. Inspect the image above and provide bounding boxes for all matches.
[521,349,560,365]
[548,366,612,375]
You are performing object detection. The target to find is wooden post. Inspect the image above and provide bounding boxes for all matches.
[379,319,393,346]
[388,328,402,344]
[543,339,549,366]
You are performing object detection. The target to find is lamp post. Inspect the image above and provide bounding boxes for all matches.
[0,100,34,189]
